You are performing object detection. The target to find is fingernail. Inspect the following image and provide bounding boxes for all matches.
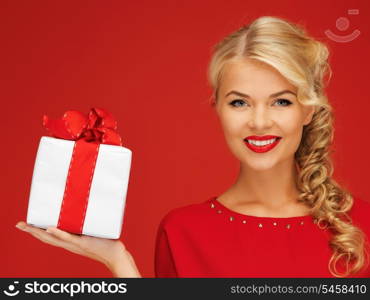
[15,224,27,231]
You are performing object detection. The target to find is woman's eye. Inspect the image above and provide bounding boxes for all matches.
[274,98,292,106]
[229,99,246,107]
[228,98,292,107]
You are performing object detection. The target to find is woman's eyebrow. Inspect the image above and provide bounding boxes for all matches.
[225,89,297,98]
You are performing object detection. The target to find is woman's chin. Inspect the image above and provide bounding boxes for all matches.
[241,160,279,172]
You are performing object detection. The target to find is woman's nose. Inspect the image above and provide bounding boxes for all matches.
[247,107,273,129]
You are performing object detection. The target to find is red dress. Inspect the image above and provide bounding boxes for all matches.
[154,196,370,277]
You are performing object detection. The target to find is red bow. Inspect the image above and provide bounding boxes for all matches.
[43,108,122,146]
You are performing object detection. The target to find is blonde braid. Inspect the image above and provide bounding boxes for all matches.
[295,104,368,277]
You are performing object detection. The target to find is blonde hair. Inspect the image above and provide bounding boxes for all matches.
[207,16,368,277]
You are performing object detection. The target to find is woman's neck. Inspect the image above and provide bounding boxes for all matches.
[217,158,310,217]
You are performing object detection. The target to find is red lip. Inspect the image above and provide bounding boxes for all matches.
[244,135,281,141]
[244,136,282,153]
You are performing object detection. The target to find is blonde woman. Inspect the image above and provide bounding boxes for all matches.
[16,16,370,278]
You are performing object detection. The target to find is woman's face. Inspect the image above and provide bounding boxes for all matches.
[214,58,315,171]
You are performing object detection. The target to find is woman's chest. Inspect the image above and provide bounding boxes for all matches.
[170,222,334,277]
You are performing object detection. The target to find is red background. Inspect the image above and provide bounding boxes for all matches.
[1,0,369,277]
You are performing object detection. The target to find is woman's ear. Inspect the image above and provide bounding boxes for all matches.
[210,96,218,113]
[303,105,315,126]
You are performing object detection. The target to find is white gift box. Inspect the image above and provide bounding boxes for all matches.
[26,136,132,239]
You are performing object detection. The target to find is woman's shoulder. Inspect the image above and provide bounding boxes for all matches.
[158,196,215,230]
[349,196,370,217]
[349,196,370,233]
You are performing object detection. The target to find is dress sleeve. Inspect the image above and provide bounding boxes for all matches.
[154,216,178,278]
[351,197,370,238]
[350,197,370,275]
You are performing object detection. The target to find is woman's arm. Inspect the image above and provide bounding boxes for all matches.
[107,248,142,277]
[15,221,142,278]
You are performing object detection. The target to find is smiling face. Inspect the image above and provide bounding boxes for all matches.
[214,58,315,171]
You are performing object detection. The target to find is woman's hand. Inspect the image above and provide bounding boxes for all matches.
[15,221,141,277]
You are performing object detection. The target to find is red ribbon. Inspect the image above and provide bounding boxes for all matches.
[43,108,123,235]
[43,107,122,146]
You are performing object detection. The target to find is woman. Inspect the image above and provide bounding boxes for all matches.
[16,16,370,278]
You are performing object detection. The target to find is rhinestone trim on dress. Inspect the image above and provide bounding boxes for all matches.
[210,200,320,229]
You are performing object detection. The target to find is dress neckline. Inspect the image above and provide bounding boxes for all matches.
[209,196,314,223]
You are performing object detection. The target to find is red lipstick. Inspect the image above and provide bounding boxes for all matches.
[244,135,282,153]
